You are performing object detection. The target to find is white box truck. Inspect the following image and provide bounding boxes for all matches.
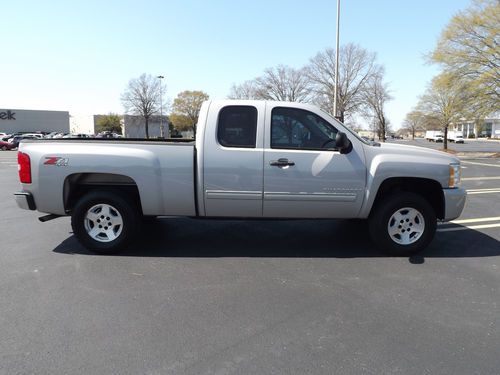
[449,131,464,143]
[425,130,444,142]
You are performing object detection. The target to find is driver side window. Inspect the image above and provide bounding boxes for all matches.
[271,107,338,150]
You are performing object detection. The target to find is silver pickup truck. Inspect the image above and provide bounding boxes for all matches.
[15,100,466,255]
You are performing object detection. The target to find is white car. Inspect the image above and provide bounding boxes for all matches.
[22,133,44,139]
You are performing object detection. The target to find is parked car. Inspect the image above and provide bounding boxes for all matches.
[0,140,16,150]
[22,133,45,139]
[9,135,39,148]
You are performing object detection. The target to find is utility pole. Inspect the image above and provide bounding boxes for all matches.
[333,0,341,121]
[157,75,164,138]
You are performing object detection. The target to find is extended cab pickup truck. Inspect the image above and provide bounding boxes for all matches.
[15,100,466,255]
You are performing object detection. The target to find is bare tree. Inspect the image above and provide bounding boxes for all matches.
[361,72,392,141]
[121,74,165,138]
[307,43,382,123]
[228,80,258,100]
[254,65,312,102]
[228,65,312,102]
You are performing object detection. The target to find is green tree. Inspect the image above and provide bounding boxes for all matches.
[403,110,426,139]
[430,0,499,113]
[417,73,467,150]
[170,91,209,137]
[96,113,122,134]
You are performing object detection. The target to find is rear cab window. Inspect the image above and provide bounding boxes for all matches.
[217,106,257,148]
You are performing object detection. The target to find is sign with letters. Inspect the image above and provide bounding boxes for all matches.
[0,110,16,120]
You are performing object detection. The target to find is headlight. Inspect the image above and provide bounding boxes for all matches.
[449,163,461,188]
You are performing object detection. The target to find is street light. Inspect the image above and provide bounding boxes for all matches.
[157,75,164,138]
[333,0,341,121]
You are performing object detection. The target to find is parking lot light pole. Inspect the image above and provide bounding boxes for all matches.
[157,75,164,138]
[333,0,340,121]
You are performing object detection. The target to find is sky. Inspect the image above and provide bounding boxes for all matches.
[1,0,471,132]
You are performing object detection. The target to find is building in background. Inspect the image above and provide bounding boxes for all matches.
[0,108,69,134]
[70,113,95,135]
[452,117,500,138]
[122,115,170,138]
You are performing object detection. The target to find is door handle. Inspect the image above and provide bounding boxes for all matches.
[270,158,295,167]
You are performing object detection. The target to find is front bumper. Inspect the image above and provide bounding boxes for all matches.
[443,187,466,221]
[14,192,36,210]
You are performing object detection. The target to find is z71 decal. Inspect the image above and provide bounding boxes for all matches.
[44,157,69,166]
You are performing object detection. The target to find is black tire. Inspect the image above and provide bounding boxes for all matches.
[1,146,6,151]
[368,192,436,256]
[71,190,139,254]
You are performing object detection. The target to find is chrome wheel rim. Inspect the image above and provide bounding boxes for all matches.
[387,207,425,245]
[84,204,123,243]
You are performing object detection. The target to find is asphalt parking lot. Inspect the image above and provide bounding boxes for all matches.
[1,148,499,375]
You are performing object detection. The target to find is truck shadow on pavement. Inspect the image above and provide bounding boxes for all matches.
[53,217,500,261]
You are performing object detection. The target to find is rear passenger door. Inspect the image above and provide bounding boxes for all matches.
[202,101,265,217]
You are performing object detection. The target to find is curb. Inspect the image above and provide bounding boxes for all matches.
[456,152,500,159]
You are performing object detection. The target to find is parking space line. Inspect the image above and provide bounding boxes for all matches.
[438,223,500,232]
[444,216,500,224]
[466,189,500,195]
[462,161,500,168]
[462,176,500,181]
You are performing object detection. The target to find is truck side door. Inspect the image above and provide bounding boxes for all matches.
[202,101,265,217]
[263,105,366,218]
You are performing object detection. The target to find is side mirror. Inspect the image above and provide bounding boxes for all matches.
[335,132,352,154]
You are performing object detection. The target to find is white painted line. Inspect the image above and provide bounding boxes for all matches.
[447,216,500,224]
[467,190,500,195]
[438,223,500,232]
[462,176,500,181]
[467,188,500,191]
[462,161,500,168]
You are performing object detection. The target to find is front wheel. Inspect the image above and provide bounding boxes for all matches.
[71,191,139,254]
[369,192,436,256]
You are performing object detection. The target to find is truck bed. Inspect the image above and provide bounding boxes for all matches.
[18,139,197,217]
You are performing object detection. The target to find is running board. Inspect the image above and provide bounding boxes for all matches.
[38,214,63,222]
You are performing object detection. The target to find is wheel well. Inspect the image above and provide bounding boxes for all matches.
[371,177,444,219]
[64,173,142,214]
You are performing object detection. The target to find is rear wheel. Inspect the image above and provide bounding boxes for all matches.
[1,146,6,151]
[71,191,139,254]
[369,192,436,256]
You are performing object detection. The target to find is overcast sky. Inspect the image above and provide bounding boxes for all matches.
[1,0,470,130]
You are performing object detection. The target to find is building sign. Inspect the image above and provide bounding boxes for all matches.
[0,110,16,120]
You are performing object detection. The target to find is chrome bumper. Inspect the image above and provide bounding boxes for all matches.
[14,192,36,210]
[443,187,466,221]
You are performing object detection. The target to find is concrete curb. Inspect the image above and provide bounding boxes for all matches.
[456,152,500,159]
